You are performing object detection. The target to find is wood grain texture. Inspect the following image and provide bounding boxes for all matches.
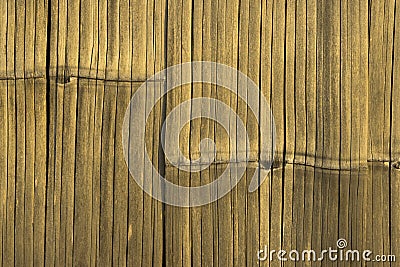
[73,79,96,266]
[0,81,6,266]
[33,80,48,267]
[294,0,307,165]
[391,168,400,264]
[0,0,400,266]
[0,0,47,78]
[59,80,78,266]
[0,2,7,76]
[369,0,396,162]
[392,0,400,161]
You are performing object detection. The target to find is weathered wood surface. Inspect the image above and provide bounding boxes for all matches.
[0,0,400,266]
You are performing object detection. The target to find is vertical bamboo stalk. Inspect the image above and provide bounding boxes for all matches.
[306,0,317,167]
[259,0,273,262]
[33,80,47,267]
[4,1,16,264]
[60,80,78,267]
[236,0,249,265]
[294,0,307,165]
[73,79,95,266]
[391,0,400,161]
[369,0,388,161]
[199,0,214,265]
[190,1,203,266]
[391,168,400,263]
[0,80,6,266]
[285,0,296,163]
[98,81,116,266]
[127,0,146,265]
[72,0,96,264]
[14,1,27,265]
[271,0,286,165]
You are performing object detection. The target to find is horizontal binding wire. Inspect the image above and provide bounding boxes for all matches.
[0,75,165,83]
[0,75,46,80]
[52,74,166,84]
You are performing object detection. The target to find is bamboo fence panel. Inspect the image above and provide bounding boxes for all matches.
[0,0,399,266]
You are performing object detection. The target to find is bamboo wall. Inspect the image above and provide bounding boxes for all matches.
[0,0,400,266]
